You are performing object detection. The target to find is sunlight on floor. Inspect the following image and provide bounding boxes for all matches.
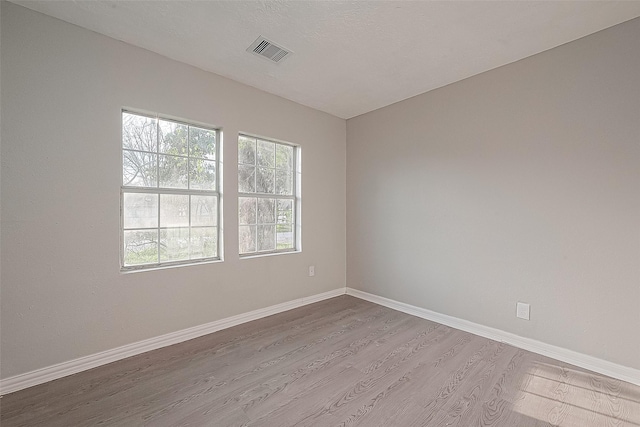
[514,362,640,426]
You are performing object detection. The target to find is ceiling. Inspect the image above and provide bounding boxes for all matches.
[11,1,640,119]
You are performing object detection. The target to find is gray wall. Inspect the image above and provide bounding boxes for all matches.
[347,18,640,369]
[2,2,638,381]
[0,3,346,379]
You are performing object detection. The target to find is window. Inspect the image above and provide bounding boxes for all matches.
[121,110,220,270]
[238,134,299,256]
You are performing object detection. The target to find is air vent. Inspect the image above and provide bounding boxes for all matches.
[247,36,292,63]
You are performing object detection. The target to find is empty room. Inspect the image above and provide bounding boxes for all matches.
[1,1,639,425]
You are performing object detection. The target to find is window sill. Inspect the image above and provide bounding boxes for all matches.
[239,249,300,260]
[120,258,222,274]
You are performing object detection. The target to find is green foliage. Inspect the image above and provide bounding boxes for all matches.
[123,113,216,189]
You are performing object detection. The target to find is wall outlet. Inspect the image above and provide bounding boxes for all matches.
[308,266,315,277]
[516,302,530,320]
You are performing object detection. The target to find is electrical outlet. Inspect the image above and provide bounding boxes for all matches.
[516,302,530,320]
[308,266,315,277]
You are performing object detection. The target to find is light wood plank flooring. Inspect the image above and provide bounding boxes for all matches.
[1,296,639,426]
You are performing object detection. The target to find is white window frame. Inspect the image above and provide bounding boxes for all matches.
[238,134,301,257]
[120,109,222,271]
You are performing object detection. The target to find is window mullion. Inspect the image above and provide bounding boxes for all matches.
[187,125,191,191]
[292,145,297,251]
[156,114,160,189]
[123,186,218,196]
[238,192,293,200]
[156,114,161,265]
[253,139,257,193]
[188,194,192,260]
[157,192,161,264]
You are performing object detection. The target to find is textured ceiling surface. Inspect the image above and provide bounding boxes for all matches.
[11,1,640,119]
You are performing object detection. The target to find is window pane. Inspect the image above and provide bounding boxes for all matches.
[122,111,220,269]
[159,154,188,188]
[191,195,217,227]
[238,165,256,193]
[277,199,293,224]
[275,169,292,195]
[277,224,293,249]
[123,150,157,187]
[159,119,188,155]
[124,230,158,265]
[239,197,257,225]
[189,127,216,160]
[237,135,297,256]
[160,228,190,262]
[257,225,275,251]
[238,135,256,165]
[189,158,216,190]
[190,227,217,259]
[123,193,158,229]
[160,194,189,227]
[239,225,256,254]
[123,112,157,152]
[256,167,275,194]
[257,140,275,167]
[257,198,276,224]
[276,144,293,171]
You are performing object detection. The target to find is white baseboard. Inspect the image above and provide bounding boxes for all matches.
[346,287,640,387]
[3,286,637,395]
[0,288,346,395]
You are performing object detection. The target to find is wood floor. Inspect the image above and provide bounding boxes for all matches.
[1,296,639,426]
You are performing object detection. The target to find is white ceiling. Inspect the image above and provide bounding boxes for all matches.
[11,1,640,119]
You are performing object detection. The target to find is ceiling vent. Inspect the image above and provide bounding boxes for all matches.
[247,36,292,63]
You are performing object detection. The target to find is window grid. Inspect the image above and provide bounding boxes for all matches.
[121,110,220,270]
[238,134,298,256]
